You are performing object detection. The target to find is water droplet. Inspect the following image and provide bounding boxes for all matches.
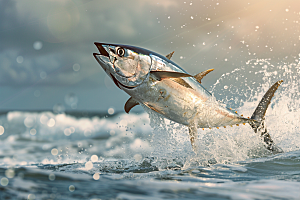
[224,85,228,89]
[91,155,98,162]
[85,161,93,170]
[191,16,194,19]
[110,130,115,136]
[70,127,75,133]
[5,169,15,178]
[93,173,100,180]
[49,173,55,181]
[69,185,75,192]
[40,71,47,79]
[28,194,36,200]
[30,129,36,135]
[51,148,58,155]
[40,114,48,124]
[47,118,55,127]
[108,108,114,115]
[73,63,80,72]
[53,104,65,114]
[0,177,9,186]
[285,8,289,12]
[65,93,78,107]
[64,128,72,136]
[84,129,92,137]
[24,117,35,128]
[0,125,4,135]
[78,142,82,147]
[33,41,43,50]
[34,90,41,97]
[16,56,23,64]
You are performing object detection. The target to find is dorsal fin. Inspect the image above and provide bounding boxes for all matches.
[166,51,175,60]
[194,69,214,84]
[150,71,192,81]
[124,97,139,113]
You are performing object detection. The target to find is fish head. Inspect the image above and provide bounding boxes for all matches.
[94,42,152,88]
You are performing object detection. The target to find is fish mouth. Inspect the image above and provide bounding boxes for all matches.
[94,42,109,57]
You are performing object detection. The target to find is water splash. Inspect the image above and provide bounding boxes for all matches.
[144,58,300,167]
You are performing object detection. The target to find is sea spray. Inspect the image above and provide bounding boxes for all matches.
[142,58,300,167]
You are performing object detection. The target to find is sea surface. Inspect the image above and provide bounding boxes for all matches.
[1,60,300,200]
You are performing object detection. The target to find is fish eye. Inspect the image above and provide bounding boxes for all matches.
[116,47,125,57]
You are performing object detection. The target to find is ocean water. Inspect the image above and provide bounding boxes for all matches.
[1,60,300,200]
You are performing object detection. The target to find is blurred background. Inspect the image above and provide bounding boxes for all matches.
[0,0,299,113]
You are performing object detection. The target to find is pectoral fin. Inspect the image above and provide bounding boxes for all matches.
[171,78,193,89]
[124,97,139,113]
[150,71,192,81]
[194,69,214,84]
[166,51,175,60]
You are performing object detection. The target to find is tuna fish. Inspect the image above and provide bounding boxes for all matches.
[94,42,283,153]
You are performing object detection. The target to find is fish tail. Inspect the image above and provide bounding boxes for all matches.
[249,80,283,153]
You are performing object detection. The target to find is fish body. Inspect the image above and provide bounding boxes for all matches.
[124,60,247,128]
[93,42,282,152]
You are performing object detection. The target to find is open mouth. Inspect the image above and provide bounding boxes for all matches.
[94,42,109,57]
[93,42,113,67]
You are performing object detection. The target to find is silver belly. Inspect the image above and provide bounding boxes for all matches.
[123,78,248,128]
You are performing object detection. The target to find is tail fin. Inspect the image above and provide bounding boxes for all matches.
[250,80,283,153]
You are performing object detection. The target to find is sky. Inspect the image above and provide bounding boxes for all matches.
[0,0,299,113]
